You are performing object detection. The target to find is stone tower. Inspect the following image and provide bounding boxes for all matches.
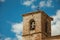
[22,11,53,40]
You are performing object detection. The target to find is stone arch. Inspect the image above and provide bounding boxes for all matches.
[29,19,35,30]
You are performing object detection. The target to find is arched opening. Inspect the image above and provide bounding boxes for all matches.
[30,19,35,30]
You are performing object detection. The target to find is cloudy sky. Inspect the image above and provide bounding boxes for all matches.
[0,0,60,40]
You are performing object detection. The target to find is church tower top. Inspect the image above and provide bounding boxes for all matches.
[22,10,53,40]
[22,11,53,21]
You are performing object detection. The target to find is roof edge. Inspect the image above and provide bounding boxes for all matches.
[22,11,43,16]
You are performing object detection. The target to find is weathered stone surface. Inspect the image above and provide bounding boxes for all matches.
[22,12,42,35]
[22,11,60,40]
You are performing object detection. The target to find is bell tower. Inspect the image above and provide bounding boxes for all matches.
[22,11,53,40]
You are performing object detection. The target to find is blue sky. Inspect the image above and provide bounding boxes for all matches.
[0,0,60,40]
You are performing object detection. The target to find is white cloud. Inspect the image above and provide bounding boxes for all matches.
[51,10,60,36]
[46,0,52,7]
[31,5,36,9]
[5,37,11,40]
[16,34,22,40]
[13,38,17,40]
[11,22,23,34]
[4,37,17,40]
[23,0,35,6]
[23,1,32,6]
[39,0,54,8]
[11,22,23,40]
[39,1,45,7]
[22,0,54,10]
[0,0,5,2]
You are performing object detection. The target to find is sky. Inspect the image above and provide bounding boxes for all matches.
[0,0,60,40]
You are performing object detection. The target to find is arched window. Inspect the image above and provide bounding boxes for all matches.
[30,19,35,30]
